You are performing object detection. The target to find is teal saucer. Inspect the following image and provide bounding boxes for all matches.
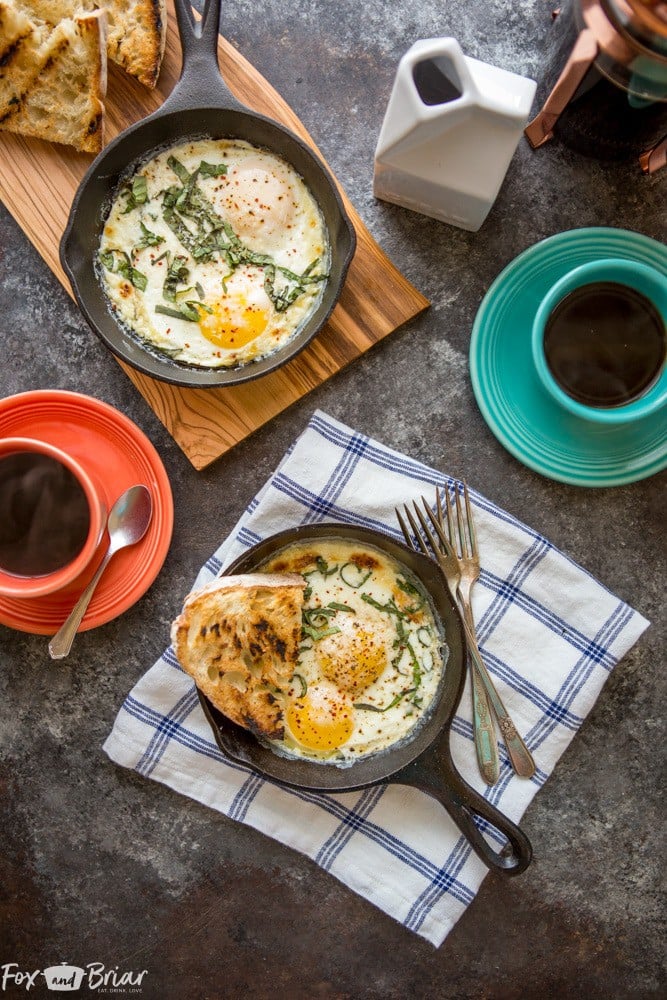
[469,228,667,487]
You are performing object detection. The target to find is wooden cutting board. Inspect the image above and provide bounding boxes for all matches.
[0,1,429,469]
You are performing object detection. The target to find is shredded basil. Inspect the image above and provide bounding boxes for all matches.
[405,637,422,688]
[301,604,345,642]
[339,562,372,588]
[360,592,406,619]
[417,626,432,646]
[133,220,164,252]
[99,248,147,291]
[292,673,307,697]
[159,157,328,312]
[167,156,190,184]
[301,623,341,642]
[154,303,199,322]
[420,649,434,672]
[199,160,228,178]
[354,688,417,713]
[163,253,191,302]
[396,575,425,614]
[314,556,339,578]
[121,175,148,213]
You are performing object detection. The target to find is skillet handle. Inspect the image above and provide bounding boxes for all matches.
[163,0,246,112]
[397,741,533,875]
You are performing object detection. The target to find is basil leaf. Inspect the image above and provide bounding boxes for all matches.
[353,688,417,713]
[100,248,147,291]
[339,562,372,588]
[158,159,328,313]
[301,624,341,642]
[167,155,191,184]
[121,174,148,213]
[163,254,191,302]
[155,303,199,323]
[199,160,228,177]
[133,221,164,251]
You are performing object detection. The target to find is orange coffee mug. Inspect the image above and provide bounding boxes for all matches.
[0,437,107,599]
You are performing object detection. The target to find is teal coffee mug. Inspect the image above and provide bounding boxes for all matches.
[532,258,667,425]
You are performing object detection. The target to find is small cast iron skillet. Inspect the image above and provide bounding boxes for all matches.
[60,0,356,388]
[197,524,533,875]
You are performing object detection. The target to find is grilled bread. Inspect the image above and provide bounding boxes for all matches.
[171,573,307,740]
[104,0,166,89]
[0,2,54,118]
[15,0,167,87]
[0,9,106,152]
[0,0,166,152]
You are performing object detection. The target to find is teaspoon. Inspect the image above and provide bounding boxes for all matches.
[48,484,153,659]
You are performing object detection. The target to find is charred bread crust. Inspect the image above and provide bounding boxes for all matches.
[0,11,106,152]
[171,574,306,740]
[0,3,52,118]
[11,0,167,87]
[105,0,166,88]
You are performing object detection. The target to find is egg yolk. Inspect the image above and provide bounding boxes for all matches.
[286,682,354,751]
[316,626,388,697]
[198,297,268,350]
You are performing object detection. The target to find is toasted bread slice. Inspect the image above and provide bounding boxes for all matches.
[105,0,166,89]
[0,9,106,152]
[0,2,54,118]
[171,573,306,740]
[15,0,167,87]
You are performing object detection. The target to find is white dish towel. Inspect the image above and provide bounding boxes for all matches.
[104,410,649,947]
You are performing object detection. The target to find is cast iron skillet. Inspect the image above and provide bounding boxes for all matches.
[197,524,533,875]
[60,0,356,388]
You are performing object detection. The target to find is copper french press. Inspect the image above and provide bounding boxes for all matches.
[525,0,667,173]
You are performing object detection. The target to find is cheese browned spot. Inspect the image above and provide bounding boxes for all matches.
[170,573,306,740]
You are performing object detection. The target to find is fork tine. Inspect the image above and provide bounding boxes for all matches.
[454,483,470,559]
[463,481,478,557]
[412,500,442,557]
[436,487,455,557]
[396,505,418,552]
[436,488,445,534]
[419,496,457,557]
[400,504,431,558]
[444,486,458,557]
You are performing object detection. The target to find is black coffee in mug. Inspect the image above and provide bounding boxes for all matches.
[0,452,91,577]
[544,281,666,408]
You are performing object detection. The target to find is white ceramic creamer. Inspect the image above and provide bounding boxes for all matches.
[373,39,537,231]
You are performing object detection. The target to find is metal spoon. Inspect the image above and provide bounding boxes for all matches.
[48,485,153,659]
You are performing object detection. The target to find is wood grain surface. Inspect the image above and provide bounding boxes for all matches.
[0,0,429,469]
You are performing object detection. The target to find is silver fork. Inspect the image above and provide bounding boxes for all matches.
[398,492,536,780]
[397,498,500,785]
[443,484,499,783]
[441,484,535,778]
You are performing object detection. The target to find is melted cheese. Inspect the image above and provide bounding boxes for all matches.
[259,539,446,765]
[99,138,329,368]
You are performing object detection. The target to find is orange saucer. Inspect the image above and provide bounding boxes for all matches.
[0,390,174,635]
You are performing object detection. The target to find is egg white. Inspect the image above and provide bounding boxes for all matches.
[259,539,446,765]
[99,138,329,368]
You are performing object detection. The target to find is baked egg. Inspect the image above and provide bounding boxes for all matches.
[98,139,329,368]
[258,538,446,764]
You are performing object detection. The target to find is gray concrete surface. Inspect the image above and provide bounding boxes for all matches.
[0,1,665,997]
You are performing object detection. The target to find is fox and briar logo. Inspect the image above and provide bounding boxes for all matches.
[1,963,148,993]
